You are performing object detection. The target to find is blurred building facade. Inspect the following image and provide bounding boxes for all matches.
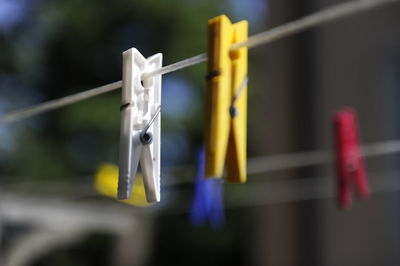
[250,0,400,265]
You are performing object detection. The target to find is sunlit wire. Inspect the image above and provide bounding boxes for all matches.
[0,0,399,124]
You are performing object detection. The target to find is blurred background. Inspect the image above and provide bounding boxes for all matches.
[1,0,400,265]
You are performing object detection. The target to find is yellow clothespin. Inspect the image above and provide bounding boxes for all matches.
[205,15,248,183]
[95,163,152,207]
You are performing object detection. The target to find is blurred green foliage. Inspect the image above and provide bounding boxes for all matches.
[0,1,262,265]
[0,0,230,180]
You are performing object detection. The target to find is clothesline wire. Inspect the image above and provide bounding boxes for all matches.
[2,170,400,213]
[0,0,398,124]
[1,140,399,211]
[0,81,122,124]
[0,139,399,187]
[230,0,400,50]
[163,139,400,185]
[159,170,400,215]
[2,170,399,214]
[0,139,399,186]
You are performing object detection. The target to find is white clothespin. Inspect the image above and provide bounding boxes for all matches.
[118,48,162,202]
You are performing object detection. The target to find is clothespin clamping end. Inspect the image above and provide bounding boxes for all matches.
[95,163,152,207]
[334,108,370,209]
[191,148,225,229]
[205,15,248,183]
[118,48,162,203]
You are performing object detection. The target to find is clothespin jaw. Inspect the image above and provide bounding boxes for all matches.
[95,163,153,207]
[334,108,370,209]
[118,48,162,203]
[191,148,225,229]
[205,15,248,183]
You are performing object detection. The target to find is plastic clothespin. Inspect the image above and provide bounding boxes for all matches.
[205,15,248,183]
[191,148,224,228]
[95,163,152,207]
[334,108,370,209]
[118,48,162,202]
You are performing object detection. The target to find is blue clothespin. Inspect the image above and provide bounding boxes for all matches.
[191,148,224,228]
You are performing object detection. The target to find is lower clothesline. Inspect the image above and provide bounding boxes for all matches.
[164,139,400,185]
[157,169,400,216]
[1,139,400,212]
[1,139,399,187]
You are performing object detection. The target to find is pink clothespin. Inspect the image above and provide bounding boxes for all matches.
[334,108,370,209]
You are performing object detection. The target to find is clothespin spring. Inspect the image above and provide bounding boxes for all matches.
[205,69,221,81]
[119,103,160,145]
[140,106,161,145]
